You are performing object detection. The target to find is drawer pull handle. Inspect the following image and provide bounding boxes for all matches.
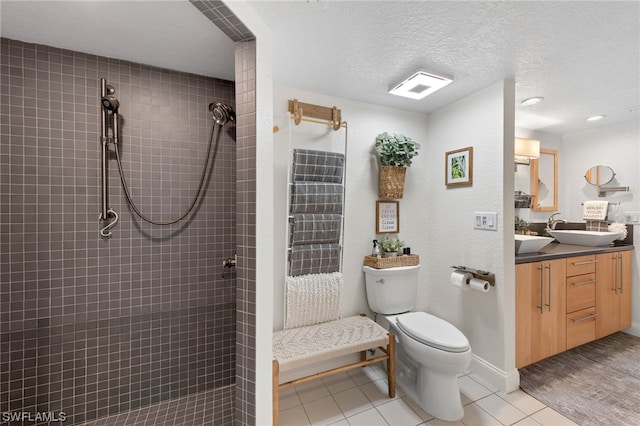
[571,260,598,266]
[572,313,598,324]
[572,279,597,286]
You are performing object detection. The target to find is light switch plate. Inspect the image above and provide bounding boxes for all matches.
[474,212,498,231]
[624,212,639,223]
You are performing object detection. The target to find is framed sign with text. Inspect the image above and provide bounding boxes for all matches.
[376,200,399,234]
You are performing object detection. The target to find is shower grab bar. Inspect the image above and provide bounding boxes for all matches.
[99,78,119,238]
[100,78,109,222]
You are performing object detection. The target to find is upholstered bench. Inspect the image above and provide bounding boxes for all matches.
[272,314,395,425]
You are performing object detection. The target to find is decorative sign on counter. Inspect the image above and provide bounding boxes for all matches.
[376,200,399,233]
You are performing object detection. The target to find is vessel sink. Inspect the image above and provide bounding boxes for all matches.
[547,230,621,246]
[515,235,554,254]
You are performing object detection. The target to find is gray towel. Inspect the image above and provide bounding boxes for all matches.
[292,149,345,183]
[289,244,341,276]
[290,214,342,245]
[290,182,343,214]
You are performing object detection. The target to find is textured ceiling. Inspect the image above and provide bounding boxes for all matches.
[2,0,638,136]
[246,0,639,136]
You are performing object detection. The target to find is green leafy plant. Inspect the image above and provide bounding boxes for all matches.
[515,216,530,234]
[450,156,466,179]
[374,133,421,167]
[379,235,404,253]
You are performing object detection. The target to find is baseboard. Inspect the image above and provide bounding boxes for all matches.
[623,321,640,337]
[469,353,520,393]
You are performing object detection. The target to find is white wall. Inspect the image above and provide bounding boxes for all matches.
[421,81,518,391]
[561,119,640,335]
[272,87,430,330]
[272,81,518,391]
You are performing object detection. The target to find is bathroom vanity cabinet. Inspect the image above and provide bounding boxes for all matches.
[516,248,632,368]
[565,255,597,350]
[596,251,632,338]
[515,258,566,368]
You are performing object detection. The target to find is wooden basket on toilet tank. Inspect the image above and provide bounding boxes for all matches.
[364,254,420,269]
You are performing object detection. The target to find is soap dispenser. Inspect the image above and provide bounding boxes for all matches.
[372,239,381,258]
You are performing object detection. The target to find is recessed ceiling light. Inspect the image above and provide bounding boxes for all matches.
[520,97,544,106]
[587,115,606,122]
[388,70,453,100]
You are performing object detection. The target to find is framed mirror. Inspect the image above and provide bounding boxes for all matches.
[531,148,558,211]
[584,165,615,186]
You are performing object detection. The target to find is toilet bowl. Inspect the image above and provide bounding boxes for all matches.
[362,265,471,421]
[381,312,471,421]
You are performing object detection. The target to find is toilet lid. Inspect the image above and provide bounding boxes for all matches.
[396,312,469,353]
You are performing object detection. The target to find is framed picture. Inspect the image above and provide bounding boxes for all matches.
[445,146,473,186]
[376,200,399,234]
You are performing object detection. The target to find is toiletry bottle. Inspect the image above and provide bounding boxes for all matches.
[372,239,380,258]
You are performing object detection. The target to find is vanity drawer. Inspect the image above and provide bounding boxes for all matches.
[566,255,597,277]
[566,273,596,313]
[567,307,597,349]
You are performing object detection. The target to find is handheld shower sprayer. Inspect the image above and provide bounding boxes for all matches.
[209,102,235,126]
[101,84,119,112]
[101,95,120,112]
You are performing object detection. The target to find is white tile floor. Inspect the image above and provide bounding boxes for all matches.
[278,365,579,426]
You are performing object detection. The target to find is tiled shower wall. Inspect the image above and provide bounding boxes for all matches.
[233,39,257,426]
[0,38,237,424]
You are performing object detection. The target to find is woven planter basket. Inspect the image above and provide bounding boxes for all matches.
[379,165,407,199]
[363,254,420,269]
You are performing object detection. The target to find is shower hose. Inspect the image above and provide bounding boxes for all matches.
[113,120,222,226]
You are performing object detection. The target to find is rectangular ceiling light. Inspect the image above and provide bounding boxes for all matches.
[388,70,453,100]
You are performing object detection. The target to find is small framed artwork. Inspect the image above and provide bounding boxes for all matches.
[445,146,473,186]
[376,200,399,234]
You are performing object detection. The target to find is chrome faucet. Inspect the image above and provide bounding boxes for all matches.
[547,212,567,231]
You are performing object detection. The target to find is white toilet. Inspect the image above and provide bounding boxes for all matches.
[363,264,471,421]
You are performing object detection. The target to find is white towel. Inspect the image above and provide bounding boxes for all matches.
[284,272,343,329]
[583,200,609,220]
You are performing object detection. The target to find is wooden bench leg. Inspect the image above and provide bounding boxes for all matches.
[273,359,280,426]
[387,332,396,398]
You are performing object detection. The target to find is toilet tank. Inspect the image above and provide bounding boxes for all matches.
[362,264,420,315]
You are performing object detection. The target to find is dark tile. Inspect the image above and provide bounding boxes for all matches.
[2,36,244,424]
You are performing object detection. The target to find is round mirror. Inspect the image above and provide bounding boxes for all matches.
[584,165,615,186]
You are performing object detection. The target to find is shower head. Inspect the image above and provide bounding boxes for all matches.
[101,95,120,112]
[209,102,235,126]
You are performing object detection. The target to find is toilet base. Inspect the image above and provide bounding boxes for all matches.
[394,354,464,421]
[416,367,464,421]
[375,313,469,421]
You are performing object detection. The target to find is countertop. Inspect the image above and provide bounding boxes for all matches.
[515,242,634,264]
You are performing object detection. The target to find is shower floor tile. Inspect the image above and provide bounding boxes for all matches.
[83,385,234,426]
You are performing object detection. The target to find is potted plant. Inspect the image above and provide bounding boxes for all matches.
[379,235,404,257]
[515,216,530,235]
[374,132,420,198]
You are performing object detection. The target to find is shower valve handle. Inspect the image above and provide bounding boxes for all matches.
[222,254,237,268]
